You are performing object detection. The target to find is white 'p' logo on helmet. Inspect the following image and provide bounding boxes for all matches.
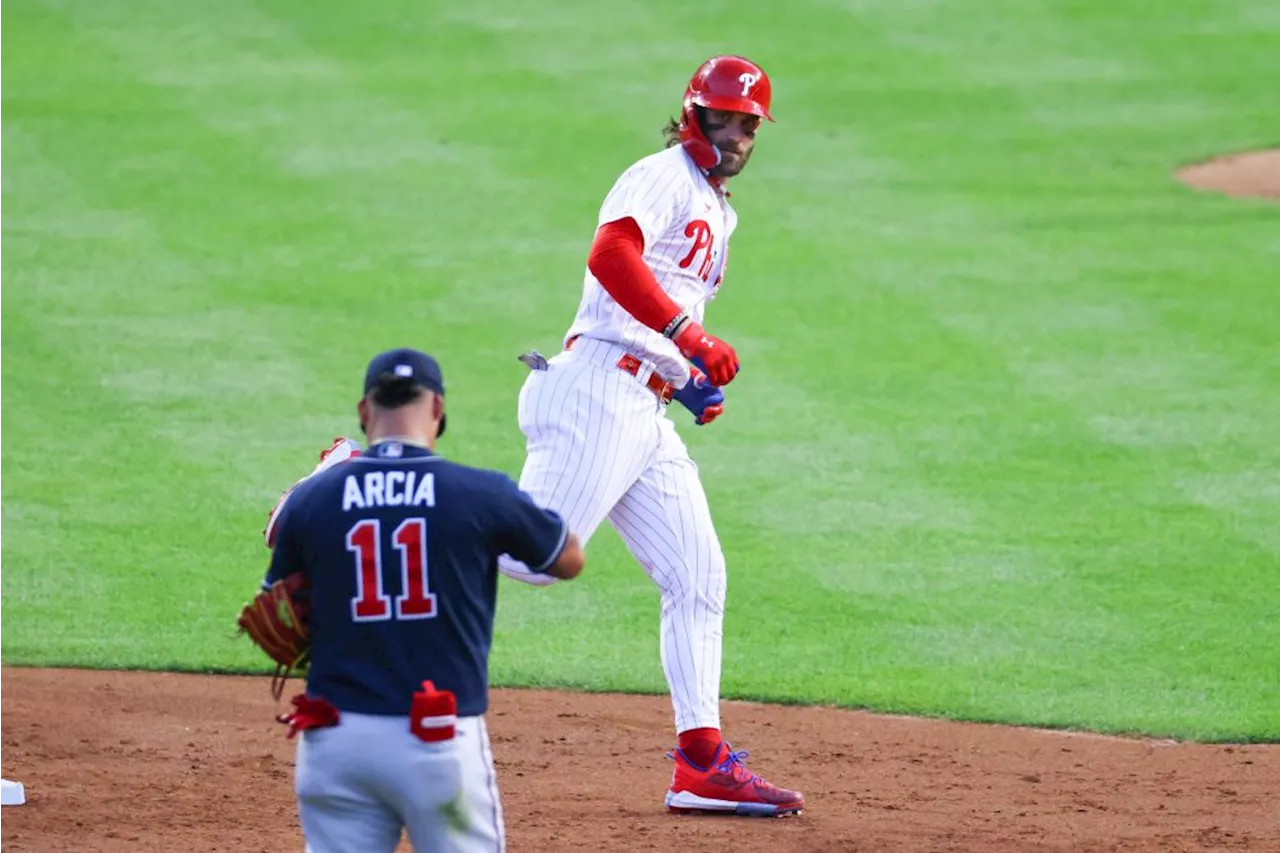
[738,72,759,97]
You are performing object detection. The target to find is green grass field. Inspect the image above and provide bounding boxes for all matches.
[4,0,1278,742]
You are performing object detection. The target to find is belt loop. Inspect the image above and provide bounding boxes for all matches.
[633,359,654,387]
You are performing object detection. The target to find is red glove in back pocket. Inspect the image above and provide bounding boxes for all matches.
[409,681,458,743]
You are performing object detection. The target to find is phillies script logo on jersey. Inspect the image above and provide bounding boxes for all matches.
[678,220,716,282]
[738,72,759,97]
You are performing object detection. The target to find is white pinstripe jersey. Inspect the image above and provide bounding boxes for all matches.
[564,145,738,386]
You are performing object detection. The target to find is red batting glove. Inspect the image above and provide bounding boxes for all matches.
[672,321,740,386]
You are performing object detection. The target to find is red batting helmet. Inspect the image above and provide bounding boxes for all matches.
[679,55,774,171]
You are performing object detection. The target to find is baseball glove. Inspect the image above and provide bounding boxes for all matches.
[237,573,312,699]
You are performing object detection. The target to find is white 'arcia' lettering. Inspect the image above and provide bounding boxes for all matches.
[365,472,385,507]
[343,475,365,511]
[343,472,435,510]
[385,471,406,505]
[411,473,436,507]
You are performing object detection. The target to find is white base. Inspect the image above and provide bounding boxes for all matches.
[1,779,26,806]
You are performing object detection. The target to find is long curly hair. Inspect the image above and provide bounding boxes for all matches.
[662,117,681,148]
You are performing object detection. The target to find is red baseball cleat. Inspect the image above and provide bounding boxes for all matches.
[665,742,804,817]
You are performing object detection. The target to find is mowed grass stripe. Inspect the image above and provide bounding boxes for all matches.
[19,0,566,473]
[2,4,365,667]
[819,0,1280,578]
[752,0,1279,564]
[3,5,370,491]
[38,0,567,465]
[791,0,1280,560]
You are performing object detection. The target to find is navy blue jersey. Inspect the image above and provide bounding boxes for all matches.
[265,441,567,717]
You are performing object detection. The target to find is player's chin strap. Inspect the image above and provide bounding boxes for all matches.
[682,137,721,172]
[679,140,729,196]
[679,101,721,171]
[679,105,734,197]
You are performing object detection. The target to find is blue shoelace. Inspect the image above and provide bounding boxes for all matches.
[717,746,756,777]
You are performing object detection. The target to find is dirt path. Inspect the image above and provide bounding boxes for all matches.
[1,668,1276,852]
[1176,149,1280,200]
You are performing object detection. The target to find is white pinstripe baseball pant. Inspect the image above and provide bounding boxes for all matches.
[499,336,726,733]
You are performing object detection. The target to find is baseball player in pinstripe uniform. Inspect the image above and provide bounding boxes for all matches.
[499,55,804,817]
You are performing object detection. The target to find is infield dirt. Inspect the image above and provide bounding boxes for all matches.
[3,668,1277,852]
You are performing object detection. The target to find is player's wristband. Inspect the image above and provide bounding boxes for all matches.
[663,312,692,340]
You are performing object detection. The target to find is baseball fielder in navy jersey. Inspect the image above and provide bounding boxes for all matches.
[264,348,584,853]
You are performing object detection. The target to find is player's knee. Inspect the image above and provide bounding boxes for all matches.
[660,565,725,612]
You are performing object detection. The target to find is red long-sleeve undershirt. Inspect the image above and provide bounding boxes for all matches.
[586,218,683,333]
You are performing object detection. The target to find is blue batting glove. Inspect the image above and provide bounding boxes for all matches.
[673,369,726,426]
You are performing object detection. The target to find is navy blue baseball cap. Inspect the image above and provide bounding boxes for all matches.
[364,348,445,396]
[363,348,447,435]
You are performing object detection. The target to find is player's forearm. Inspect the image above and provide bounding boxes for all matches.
[587,218,684,334]
[588,217,739,385]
